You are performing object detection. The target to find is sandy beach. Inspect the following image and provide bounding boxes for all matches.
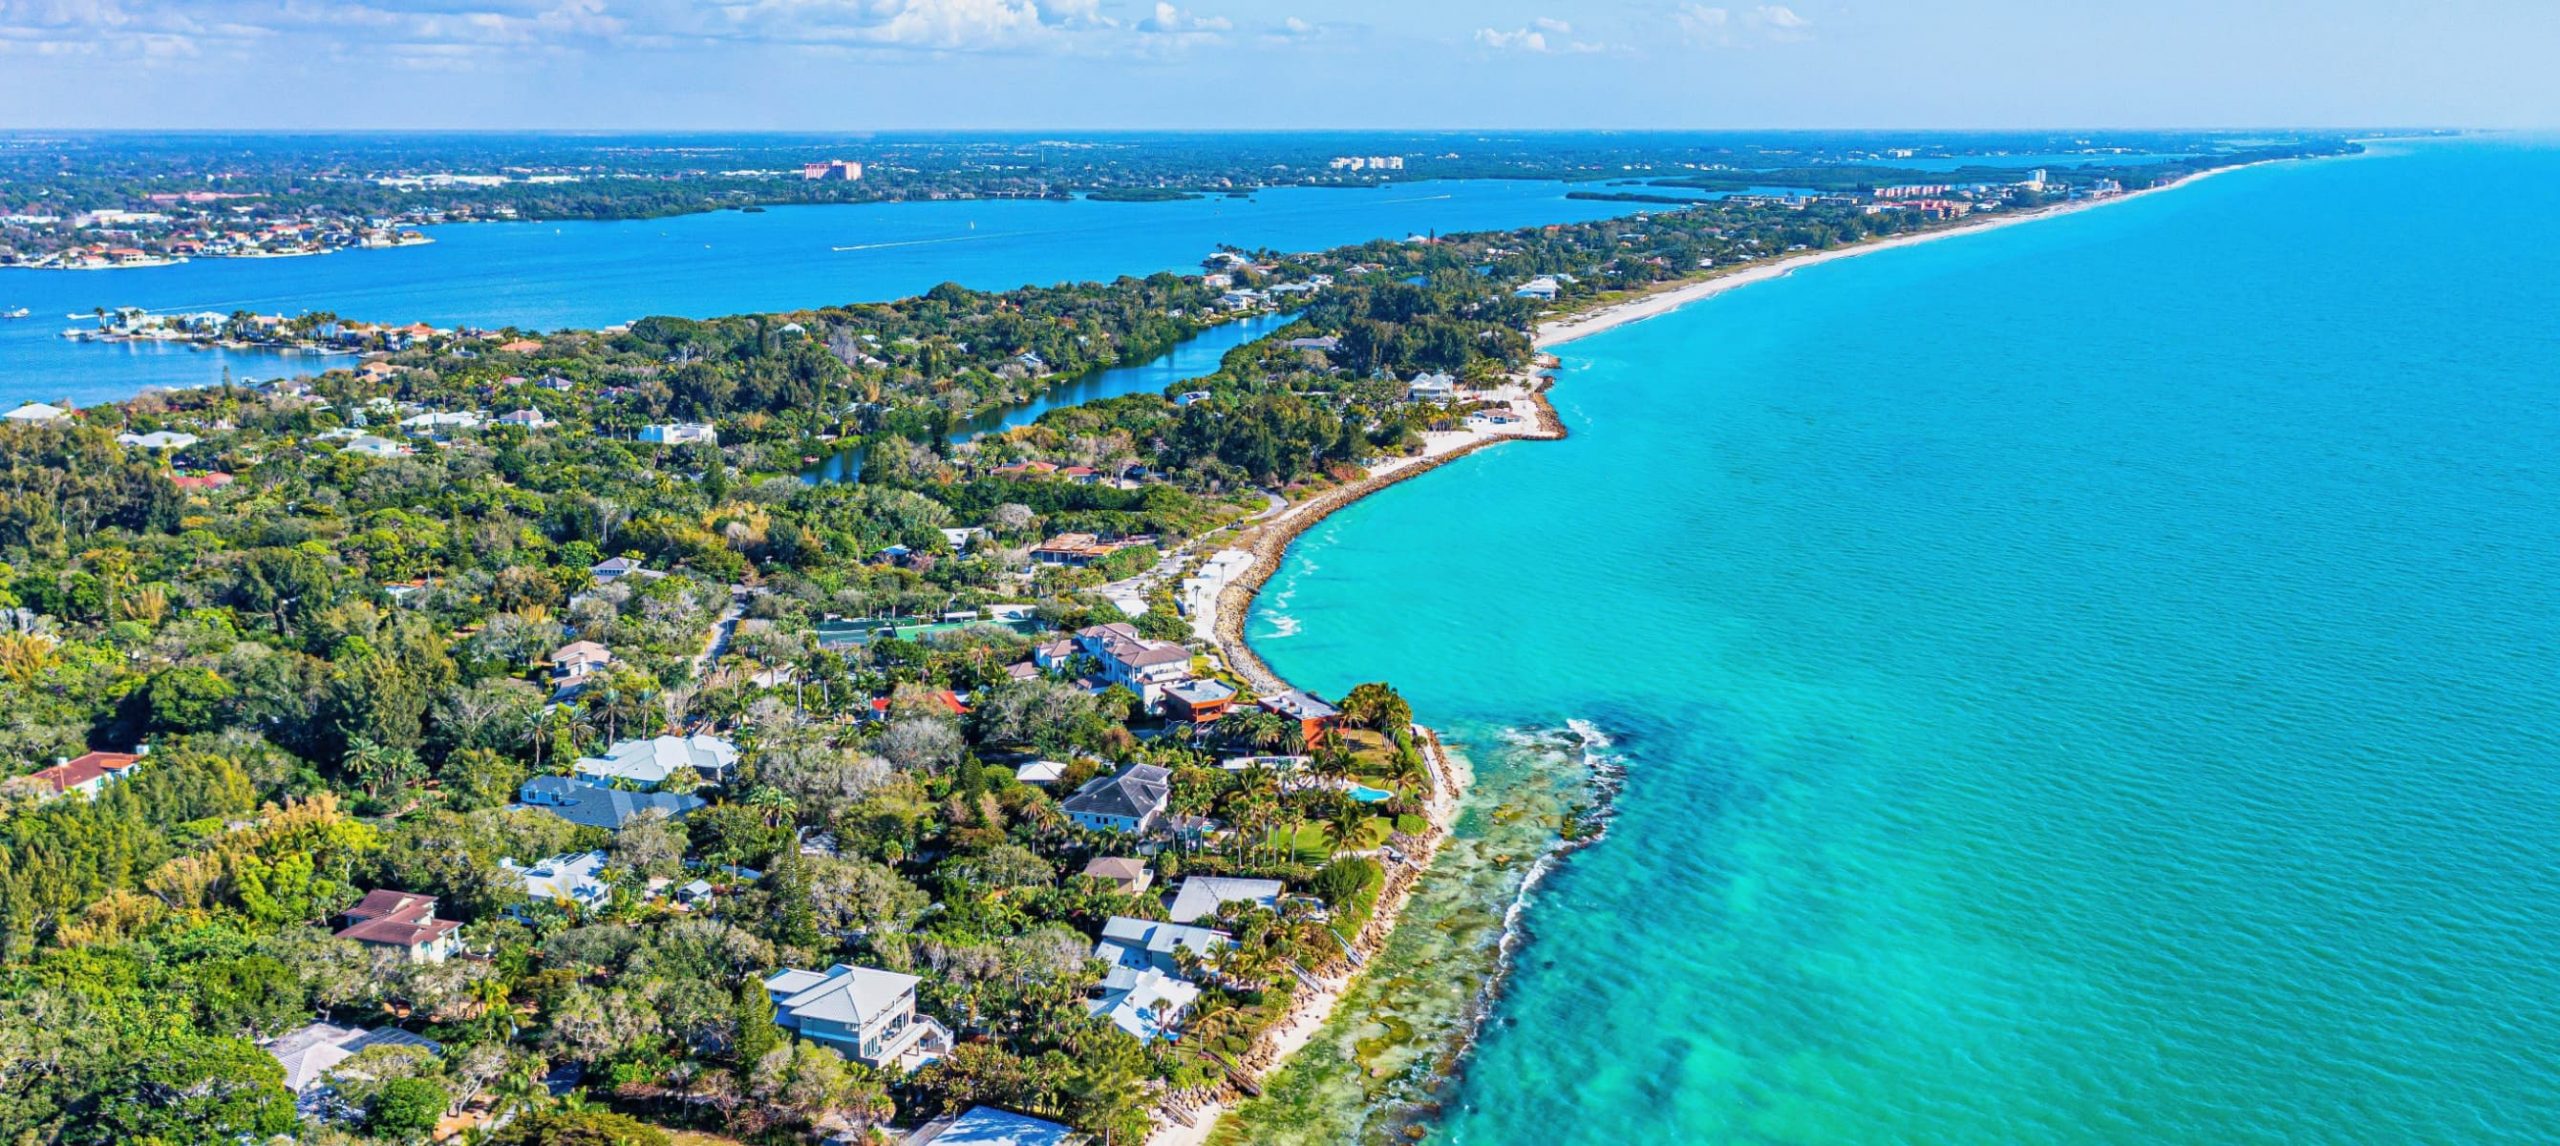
[1151,160,2267,1146]
[1536,163,2256,349]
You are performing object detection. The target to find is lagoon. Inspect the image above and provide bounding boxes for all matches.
[1234,140,2560,1144]
[0,180,1645,408]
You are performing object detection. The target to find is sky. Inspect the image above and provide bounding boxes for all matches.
[0,0,2553,130]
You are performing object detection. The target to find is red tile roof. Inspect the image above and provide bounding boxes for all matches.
[24,751,141,795]
[335,890,460,950]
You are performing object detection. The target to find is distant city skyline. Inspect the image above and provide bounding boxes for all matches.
[0,0,2552,130]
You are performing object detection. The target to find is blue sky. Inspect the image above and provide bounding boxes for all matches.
[0,0,2552,130]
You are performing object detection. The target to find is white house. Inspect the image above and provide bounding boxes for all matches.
[1090,915,1227,1041]
[263,1023,443,1097]
[1514,276,1562,301]
[3,403,69,424]
[1060,763,1171,834]
[1166,875,1284,924]
[502,851,613,910]
[497,408,552,428]
[575,733,739,788]
[639,422,719,445]
[116,430,198,450]
[1405,372,1460,403]
[1073,623,1193,710]
[398,410,485,435]
[341,434,411,458]
[763,964,954,1072]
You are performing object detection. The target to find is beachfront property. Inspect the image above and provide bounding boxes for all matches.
[1090,915,1226,1040]
[763,964,954,1071]
[1166,876,1284,925]
[1060,763,1172,834]
[333,890,464,963]
[1163,678,1237,723]
[1405,371,1460,403]
[16,750,144,800]
[1073,622,1194,709]
[1030,532,1135,567]
[501,850,613,910]
[573,733,739,788]
[1513,276,1562,301]
[263,1022,443,1096]
[518,775,708,830]
[638,421,719,445]
[1258,689,1343,745]
[901,1107,1076,1146]
[1080,856,1154,895]
[3,403,70,424]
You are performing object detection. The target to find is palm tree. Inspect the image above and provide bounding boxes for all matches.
[1319,803,1368,856]
[744,786,798,829]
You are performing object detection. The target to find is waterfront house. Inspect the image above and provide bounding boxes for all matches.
[518,775,707,831]
[574,733,739,788]
[1514,276,1562,301]
[18,750,144,801]
[1259,689,1342,745]
[1090,915,1225,1039]
[4,402,70,423]
[334,890,463,963]
[1163,678,1237,723]
[1089,964,1199,1042]
[1073,622,1193,708]
[1080,856,1154,895]
[1030,532,1125,566]
[903,1107,1076,1146]
[1166,876,1284,924]
[1060,763,1172,834]
[763,964,953,1072]
[501,851,612,910]
[639,422,719,445]
[1405,371,1460,403]
[263,1022,443,1096]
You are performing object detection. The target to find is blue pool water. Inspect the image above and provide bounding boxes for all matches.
[0,180,1643,406]
[1237,139,2560,1143]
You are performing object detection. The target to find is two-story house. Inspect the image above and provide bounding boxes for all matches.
[1060,763,1172,834]
[334,890,463,963]
[763,964,954,1072]
[1073,623,1194,710]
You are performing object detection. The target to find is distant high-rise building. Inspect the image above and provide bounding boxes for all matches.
[801,160,864,181]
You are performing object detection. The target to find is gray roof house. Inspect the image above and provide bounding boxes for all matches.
[1059,763,1171,834]
[764,964,954,1072]
[901,1107,1077,1146]
[1090,916,1222,1042]
[1165,875,1285,925]
[518,775,705,831]
[263,1022,443,1096]
[574,733,739,788]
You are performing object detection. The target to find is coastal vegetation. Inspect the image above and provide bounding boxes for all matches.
[0,135,2359,1145]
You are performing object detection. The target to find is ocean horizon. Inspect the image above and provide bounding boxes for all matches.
[1236,137,2560,1144]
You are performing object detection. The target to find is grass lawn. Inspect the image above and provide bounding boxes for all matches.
[1262,818,1395,863]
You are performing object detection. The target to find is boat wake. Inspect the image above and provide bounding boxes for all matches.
[831,231,1017,252]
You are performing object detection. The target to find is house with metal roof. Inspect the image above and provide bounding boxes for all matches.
[764,964,954,1072]
[517,775,705,831]
[502,850,612,909]
[901,1107,1078,1146]
[262,1022,443,1096]
[1059,763,1171,834]
[1165,876,1284,925]
[574,733,738,788]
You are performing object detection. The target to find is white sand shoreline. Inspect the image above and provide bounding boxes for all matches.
[1536,163,2259,350]
[1153,157,2279,1146]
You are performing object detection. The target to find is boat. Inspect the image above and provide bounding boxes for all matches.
[1,307,29,319]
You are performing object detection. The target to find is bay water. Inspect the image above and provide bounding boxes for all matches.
[0,180,1640,406]
[1235,139,2560,1144]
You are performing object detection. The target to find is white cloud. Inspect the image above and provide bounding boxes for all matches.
[1675,2,1810,47]
[1532,16,1570,34]
[1474,25,1547,52]
[1136,2,1227,36]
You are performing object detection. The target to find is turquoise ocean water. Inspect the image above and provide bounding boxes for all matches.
[1241,140,2560,1143]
